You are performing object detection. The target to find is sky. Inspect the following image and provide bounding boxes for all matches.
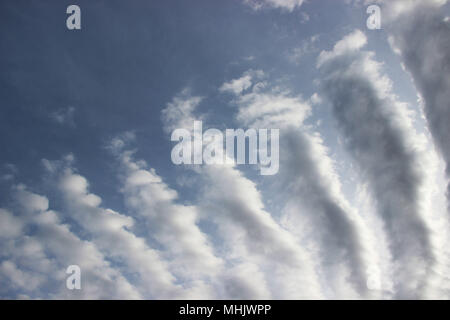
[0,0,450,299]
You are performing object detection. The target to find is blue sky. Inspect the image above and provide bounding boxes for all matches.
[1,0,450,299]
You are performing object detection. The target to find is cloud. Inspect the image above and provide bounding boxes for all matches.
[0,209,23,239]
[243,0,304,12]
[199,164,323,298]
[382,0,450,297]
[235,89,311,128]
[318,29,447,298]
[300,11,310,23]
[161,89,324,298]
[50,107,76,126]
[161,89,203,134]
[3,2,449,297]
[368,0,447,21]
[287,35,319,65]
[110,141,224,298]
[220,70,264,95]
[220,74,252,95]
[383,0,450,198]
[161,93,275,298]
[317,30,367,68]
[1,164,18,182]
[0,186,141,299]
[56,166,185,299]
[222,71,384,298]
[309,92,322,106]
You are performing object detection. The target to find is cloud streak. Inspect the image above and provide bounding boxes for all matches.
[222,71,383,298]
[318,29,446,298]
[383,0,450,201]
[0,186,141,299]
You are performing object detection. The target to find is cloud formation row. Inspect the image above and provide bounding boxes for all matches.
[1,0,449,299]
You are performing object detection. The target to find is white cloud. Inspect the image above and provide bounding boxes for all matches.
[50,107,75,126]
[222,70,383,298]
[220,70,264,95]
[244,0,304,11]
[317,30,367,67]
[0,187,141,299]
[369,0,447,21]
[161,89,203,134]
[111,144,224,298]
[309,92,322,105]
[287,35,319,65]
[220,75,252,95]
[384,0,450,190]
[56,167,184,298]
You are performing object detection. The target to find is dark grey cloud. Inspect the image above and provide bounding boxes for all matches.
[385,1,450,205]
[318,30,440,298]
[223,72,381,298]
